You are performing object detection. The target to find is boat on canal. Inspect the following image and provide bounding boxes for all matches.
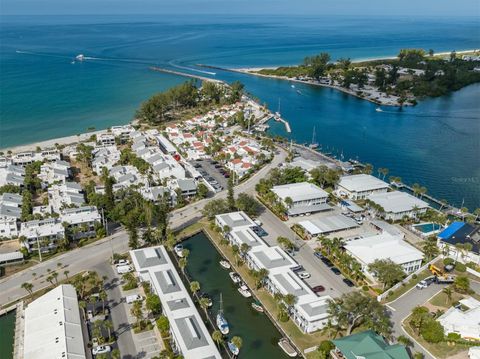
[174,244,184,257]
[200,292,212,307]
[238,284,252,298]
[216,293,230,335]
[251,301,264,313]
[228,341,240,356]
[278,338,297,357]
[229,271,241,283]
[220,260,231,269]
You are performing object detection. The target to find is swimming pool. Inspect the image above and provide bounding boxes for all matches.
[413,223,442,234]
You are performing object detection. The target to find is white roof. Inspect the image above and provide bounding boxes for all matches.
[345,233,424,266]
[272,182,328,202]
[61,206,101,225]
[130,246,221,359]
[338,174,389,192]
[367,191,429,213]
[0,251,23,262]
[215,211,256,230]
[438,306,480,339]
[24,284,86,359]
[299,215,358,235]
[20,218,65,239]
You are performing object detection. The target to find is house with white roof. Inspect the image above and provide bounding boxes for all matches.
[344,233,424,278]
[130,246,222,359]
[169,178,197,198]
[111,124,135,140]
[437,297,480,340]
[109,165,147,190]
[140,186,176,206]
[23,284,86,359]
[367,191,429,221]
[156,134,177,155]
[97,133,116,146]
[38,160,71,185]
[215,211,257,231]
[48,182,85,213]
[336,174,389,200]
[271,182,330,216]
[0,192,22,238]
[0,164,25,187]
[11,149,61,166]
[92,145,120,174]
[60,206,101,240]
[20,218,65,252]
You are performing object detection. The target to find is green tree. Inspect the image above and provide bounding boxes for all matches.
[190,281,201,297]
[443,287,453,305]
[130,300,144,329]
[409,306,429,334]
[453,275,470,293]
[235,193,261,217]
[212,330,224,347]
[156,315,170,334]
[227,176,235,211]
[197,182,209,199]
[202,199,229,220]
[21,282,33,295]
[422,237,440,260]
[146,294,162,315]
[304,52,331,79]
[368,259,405,290]
[111,348,121,359]
[231,336,243,352]
[420,319,444,343]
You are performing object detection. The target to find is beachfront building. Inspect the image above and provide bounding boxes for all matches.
[11,149,61,166]
[215,211,257,232]
[23,284,87,359]
[130,246,222,359]
[0,192,22,238]
[331,330,409,359]
[97,133,115,146]
[0,164,25,187]
[20,218,65,252]
[38,160,71,185]
[92,145,120,174]
[344,233,424,278]
[60,206,101,240]
[437,297,480,340]
[271,182,330,217]
[438,222,480,264]
[48,182,85,213]
[367,191,429,221]
[336,174,389,200]
[111,124,135,140]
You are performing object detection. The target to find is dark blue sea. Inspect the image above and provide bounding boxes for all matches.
[0,15,479,208]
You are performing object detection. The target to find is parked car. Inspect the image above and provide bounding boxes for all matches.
[321,257,334,267]
[312,285,325,293]
[253,219,262,226]
[416,276,436,289]
[343,278,355,287]
[297,271,311,279]
[116,265,133,274]
[126,294,143,304]
[92,345,111,355]
[87,310,94,320]
[252,226,268,237]
[314,252,324,260]
[330,267,341,275]
[115,259,130,267]
[291,265,304,272]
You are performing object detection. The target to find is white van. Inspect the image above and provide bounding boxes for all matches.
[126,294,143,304]
[117,265,133,274]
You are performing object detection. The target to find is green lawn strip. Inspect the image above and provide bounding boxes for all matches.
[383,269,431,304]
[201,220,328,353]
[403,315,470,359]
[176,221,204,241]
[429,291,464,308]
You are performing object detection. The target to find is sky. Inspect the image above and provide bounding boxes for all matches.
[1,0,479,16]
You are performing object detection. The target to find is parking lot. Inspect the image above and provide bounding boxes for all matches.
[191,159,229,192]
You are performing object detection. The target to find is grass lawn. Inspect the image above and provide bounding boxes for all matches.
[403,315,470,359]
[383,269,431,304]
[429,291,464,308]
[200,220,328,354]
[176,221,204,241]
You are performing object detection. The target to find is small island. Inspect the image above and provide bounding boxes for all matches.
[234,49,480,107]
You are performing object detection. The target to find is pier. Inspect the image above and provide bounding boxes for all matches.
[274,114,292,133]
[149,66,223,83]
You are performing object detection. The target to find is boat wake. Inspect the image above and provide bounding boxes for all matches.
[168,61,216,76]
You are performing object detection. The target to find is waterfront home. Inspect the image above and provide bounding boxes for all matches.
[92,145,120,174]
[215,211,257,231]
[298,215,358,238]
[0,164,25,187]
[438,222,480,264]
[130,246,222,359]
[23,284,86,359]
[38,159,71,185]
[367,191,429,221]
[111,124,135,140]
[344,233,424,277]
[20,218,65,252]
[286,157,336,176]
[271,182,330,217]
[437,297,480,340]
[330,330,409,359]
[11,148,61,166]
[97,133,116,146]
[60,206,101,240]
[0,193,22,238]
[48,182,85,213]
[336,174,389,200]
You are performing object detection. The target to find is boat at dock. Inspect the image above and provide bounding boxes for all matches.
[309,126,319,149]
[220,260,231,269]
[200,292,213,307]
[278,338,297,357]
[238,284,252,298]
[229,271,242,284]
[174,244,184,257]
[216,293,230,335]
[251,301,264,313]
[228,341,240,356]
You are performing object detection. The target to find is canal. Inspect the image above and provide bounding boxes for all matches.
[182,232,289,359]
[0,310,16,359]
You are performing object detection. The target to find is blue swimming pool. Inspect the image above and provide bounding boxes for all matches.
[414,223,442,233]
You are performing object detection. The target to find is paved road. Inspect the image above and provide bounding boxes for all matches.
[0,148,287,306]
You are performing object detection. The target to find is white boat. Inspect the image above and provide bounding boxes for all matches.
[229,272,241,284]
[228,341,240,356]
[219,260,231,269]
[251,301,264,313]
[278,338,297,357]
[75,54,85,61]
[216,294,229,334]
[375,107,383,112]
[174,244,184,257]
[291,84,295,88]
[238,284,252,298]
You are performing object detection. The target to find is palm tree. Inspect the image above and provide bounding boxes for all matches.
[63,270,70,280]
[46,275,55,286]
[179,258,188,274]
[397,335,412,347]
[104,320,114,341]
[90,295,98,316]
[212,330,223,347]
[130,300,143,329]
[100,290,108,313]
[79,300,87,319]
[443,287,453,305]
[199,297,210,316]
[256,268,269,289]
[283,294,297,308]
[111,349,121,359]
[21,282,33,295]
[190,281,201,298]
[182,248,190,259]
[232,245,240,265]
[51,272,59,284]
[231,336,243,353]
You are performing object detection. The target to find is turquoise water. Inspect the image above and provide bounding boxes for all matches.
[0,15,479,208]
[413,223,442,233]
[183,232,288,359]
[0,311,16,359]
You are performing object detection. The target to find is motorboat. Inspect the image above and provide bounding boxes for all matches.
[228,341,240,356]
[278,338,297,357]
[375,107,383,112]
[216,294,229,334]
[238,284,252,298]
[174,244,184,257]
[229,271,241,284]
[251,301,264,313]
[75,54,85,61]
[219,260,231,269]
[200,293,212,307]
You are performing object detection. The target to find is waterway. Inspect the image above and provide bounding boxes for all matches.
[182,232,289,359]
[0,310,16,359]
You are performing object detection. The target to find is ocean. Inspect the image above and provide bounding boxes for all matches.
[0,15,479,208]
